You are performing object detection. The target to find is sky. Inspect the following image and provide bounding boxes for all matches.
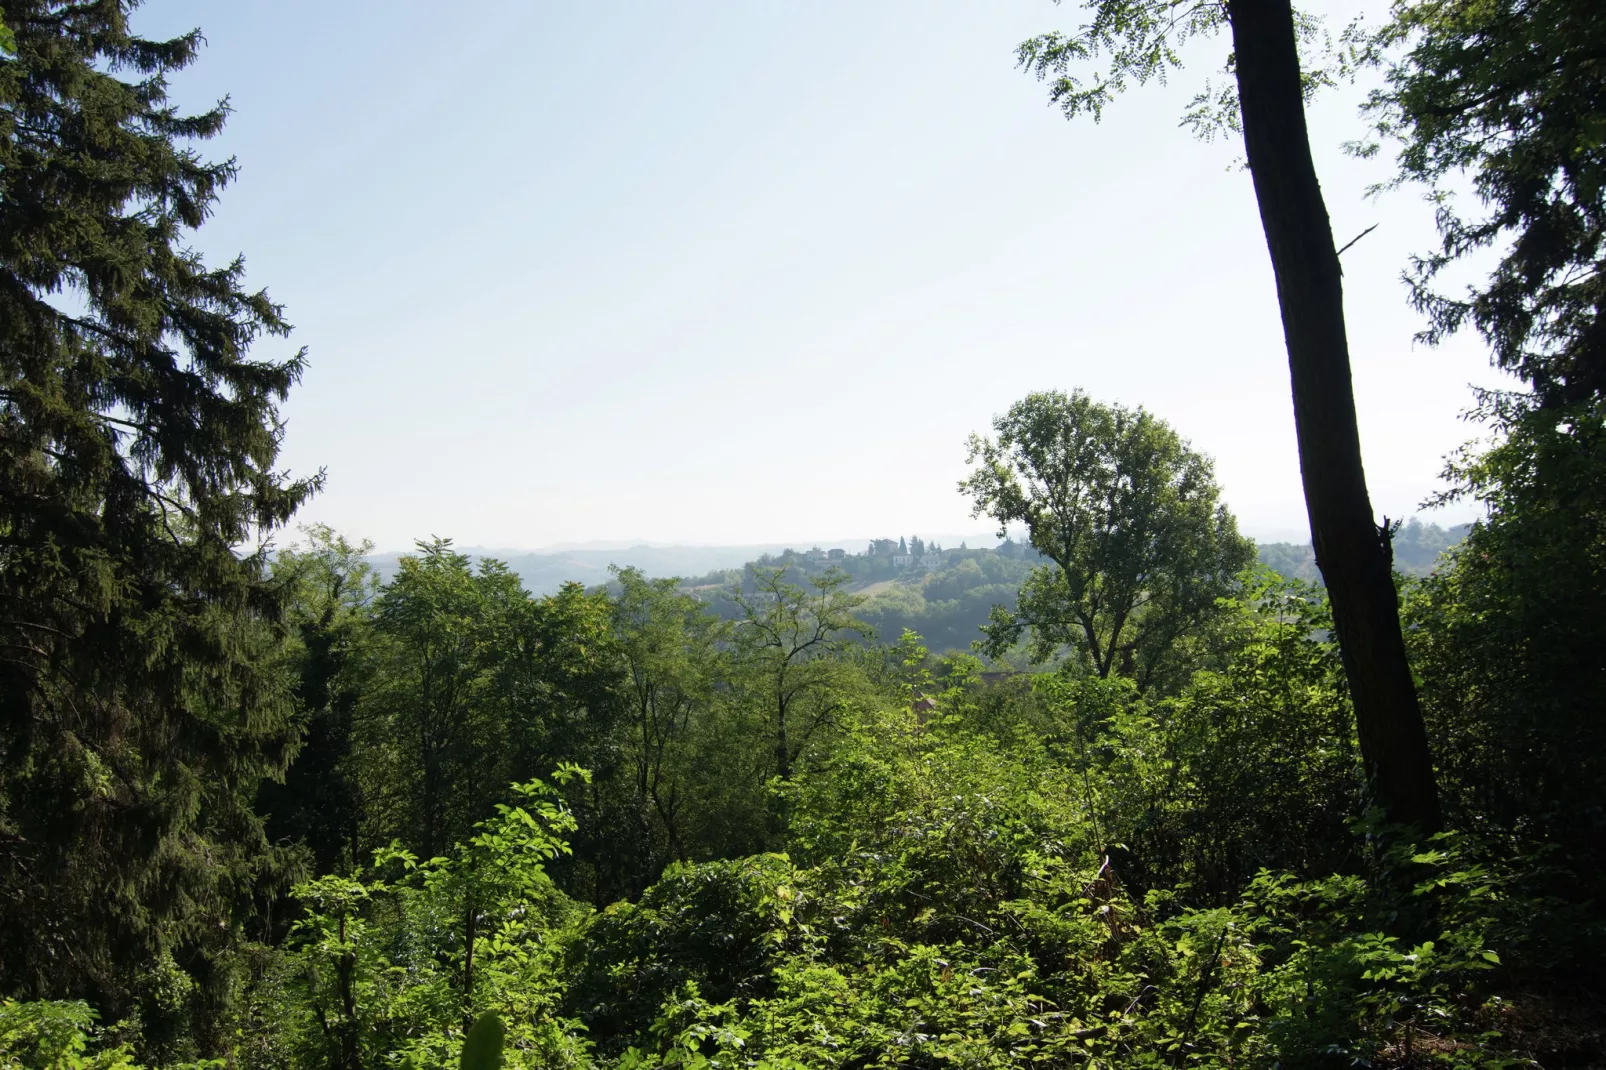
[138,0,1509,552]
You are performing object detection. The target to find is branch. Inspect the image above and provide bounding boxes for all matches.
[1336,223,1379,258]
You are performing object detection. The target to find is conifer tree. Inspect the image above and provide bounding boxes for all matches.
[0,0,317,1021]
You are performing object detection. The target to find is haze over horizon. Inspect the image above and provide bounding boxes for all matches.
[362,520,1438,560]
[144,0,1508,552]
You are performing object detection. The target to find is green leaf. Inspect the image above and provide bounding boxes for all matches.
[460,1012,505,1070]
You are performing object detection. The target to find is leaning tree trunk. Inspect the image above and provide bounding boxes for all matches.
[1227,0,1441,832]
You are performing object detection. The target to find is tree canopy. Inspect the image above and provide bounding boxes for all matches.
[961,390,1253,689]
[1367,0,1606,409]
[0,0,315,1017]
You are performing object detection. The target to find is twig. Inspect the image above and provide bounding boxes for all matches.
[1336,223,1379,258]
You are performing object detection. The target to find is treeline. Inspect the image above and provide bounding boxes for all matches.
[668,519,1460,660]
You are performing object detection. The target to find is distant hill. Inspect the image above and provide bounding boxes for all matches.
[1256,519,1471,583]
[365,543,806,595]
[365,534,1007,596]
[360,521,1469,643]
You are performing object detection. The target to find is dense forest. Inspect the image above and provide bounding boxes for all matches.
[2,1,1603,1068]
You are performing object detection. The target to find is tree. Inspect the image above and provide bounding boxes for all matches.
[358,541,524,859]
[1365,0,1606,880]
[732,566,867,781]
[607,568,728,891]
[961,390,1253,690]
[494,580,619,807]
[258,526,380,876]
[1407,398,1606,891]
[0,0,317,1017]
[1366,0,1605,410]
[1017,0,1441,830]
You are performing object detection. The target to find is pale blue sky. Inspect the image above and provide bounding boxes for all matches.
[140,0,1505,551]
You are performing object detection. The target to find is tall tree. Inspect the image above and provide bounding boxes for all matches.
[357,541,522,859]
[1367,0,1606,877]
[258,526,379,876]
[732,566,867,781]
[0,0,317,1018]
[498,580,624,905]
[496,580,619,798]
[608,567,727,891]
[1018,0,1441,830]
[961,390,1253,689]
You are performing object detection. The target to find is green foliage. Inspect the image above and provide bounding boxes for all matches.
[4,3,1604,1064]
[1365,0,1606,409]
[1015,0,1361,137]
[359,540,534,857]
[286,774,591,1070]
[573,698,1545,1069]
[9,556,1600,1067]
[612,568,727,872]
[730,565,870,782]
[596,568,758,897]
[460,1013,505,1070]
[353,540,621,866]
[0,0,315,1029]
[258,525,381,875]
[563,855,798,1058]
[961,390,1254,689]
[1407,396,1606,891]
[854,553,1036,657]
[0,1001,135,1070]
[0,999,230,1070]
[1017,572,1362,898]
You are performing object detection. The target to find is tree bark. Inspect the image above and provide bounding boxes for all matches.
[1227,0,1441,832]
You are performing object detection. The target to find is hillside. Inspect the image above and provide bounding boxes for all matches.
[366,542,810,595]
[365,537,1007,596]
[651,520,1471,658]
[356,521,1469,660]
[1255,518,1470,583]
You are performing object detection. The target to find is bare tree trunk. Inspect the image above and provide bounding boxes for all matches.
[1227,0,1440,832]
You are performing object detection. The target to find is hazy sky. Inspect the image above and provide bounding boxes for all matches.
[140,0,1507,551]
